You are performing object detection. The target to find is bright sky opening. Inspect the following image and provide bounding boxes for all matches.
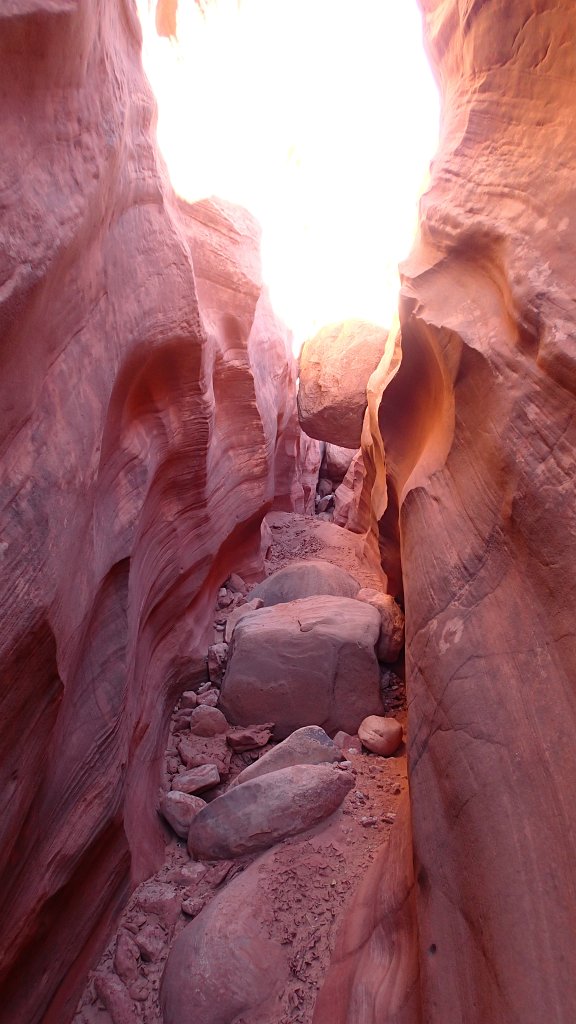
[137,0,440,353]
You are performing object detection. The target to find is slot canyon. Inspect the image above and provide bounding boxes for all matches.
[1,1,576,1022]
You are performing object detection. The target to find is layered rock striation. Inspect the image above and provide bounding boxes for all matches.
[315,2,576,1022]
[0,5,312,1021]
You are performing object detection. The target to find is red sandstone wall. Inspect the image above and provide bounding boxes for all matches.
[315,2,576,1021]
[0,5,307,1020]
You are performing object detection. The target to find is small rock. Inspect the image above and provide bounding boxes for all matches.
[135,883,181,927]
[177,734,232,777]
[316,494,334,513]
[358,716,403,756]
[166,757,180,776]
[160,790,206,837]
[226,724,274,752]
[180,691,198,709]
[128,980,149,1002]
[135,923,165,963]
[360,816,378,828]
[171,764,220,795]
[207,643,229,684]
[94,974,138,1024]
[189,705,228,737]
[333,730,362,754]
[181,894,210,918]
[166,862,208,885]
[217,588,234,609]
[383,813,396,824]
[224,597,264,642]
[317,477,334,498]
[114,931,140,984]
[196,688,219,707]
[228,572,248,594]
[172,710,193,733]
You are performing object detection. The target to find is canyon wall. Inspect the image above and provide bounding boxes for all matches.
[0,4,312,1021]
[316,1,576,1021]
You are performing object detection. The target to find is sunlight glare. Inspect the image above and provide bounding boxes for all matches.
[137,0,439,353]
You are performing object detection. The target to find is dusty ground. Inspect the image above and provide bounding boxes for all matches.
[75,511,407,1024]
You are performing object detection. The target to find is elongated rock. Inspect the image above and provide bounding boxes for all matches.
[232,725,343,788]
[187,763,354,859]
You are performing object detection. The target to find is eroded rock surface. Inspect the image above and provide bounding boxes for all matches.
[0,6,311,1019]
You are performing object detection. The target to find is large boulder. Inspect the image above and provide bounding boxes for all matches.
[232,725,343,788]
[297,319,388,447]
[187,763,354,859]
[161,846,291,1024]
[219,595,383,738]
[246,559,360,607]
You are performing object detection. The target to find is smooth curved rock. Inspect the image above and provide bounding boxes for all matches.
[188,763,354,859]
[297,320,388,447]
[247,559,360,607]
[219,596,383,738]
[161,847,290,1024]
[355,588,405,662]
[358,717,403,757]
[232,725,343,788]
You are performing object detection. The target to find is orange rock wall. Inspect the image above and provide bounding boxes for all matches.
[0,5,310,1021]
[316,1,576,1021]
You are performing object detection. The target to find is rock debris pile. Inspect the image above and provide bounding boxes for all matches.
[75,513,406,1024]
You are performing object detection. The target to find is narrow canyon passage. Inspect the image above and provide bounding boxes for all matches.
[74,510,410,1024]
[2,2,576,1023]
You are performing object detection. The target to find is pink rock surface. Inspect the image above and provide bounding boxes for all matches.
[188,763,355,859]
[358,716,403,757]
[189,706,228,738]
[0,7,308,1019]
[298,320,389,447]
[219,595,383,739]
[315,2,576,1022]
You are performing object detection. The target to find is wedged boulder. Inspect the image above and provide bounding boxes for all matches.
[232,725,343,788]
[188,763,354,859]
[159,792,206,839]
[246,559,359,608]
[355,588,405,662]
[297,319,388,447]
[219,595,383,738]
